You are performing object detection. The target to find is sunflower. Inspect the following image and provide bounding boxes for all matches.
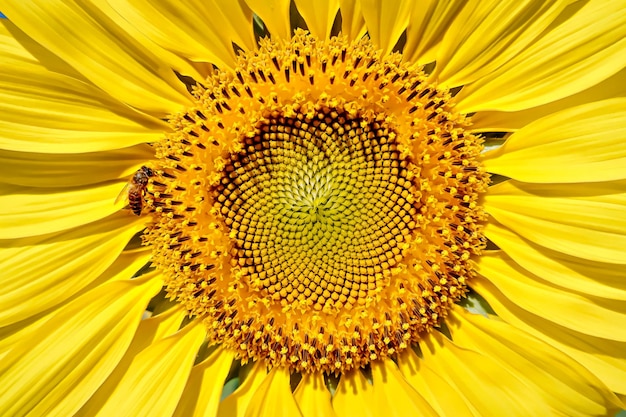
[1,0,626,416]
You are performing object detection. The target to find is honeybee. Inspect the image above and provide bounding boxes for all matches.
[116,166,154,215]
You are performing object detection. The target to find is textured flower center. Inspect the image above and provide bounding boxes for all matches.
[143,30,488,373]
[214,110,416,313]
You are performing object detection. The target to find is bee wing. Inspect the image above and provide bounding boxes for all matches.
[114,181,131,206]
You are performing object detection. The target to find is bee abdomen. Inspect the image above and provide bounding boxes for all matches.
[129,194,143,216]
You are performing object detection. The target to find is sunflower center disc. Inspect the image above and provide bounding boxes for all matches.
[144,30,489,373]
[214,110,416,312]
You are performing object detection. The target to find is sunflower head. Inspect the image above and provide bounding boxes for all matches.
[142,30,488,373]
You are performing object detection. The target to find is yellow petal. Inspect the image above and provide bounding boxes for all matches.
[106,0,255,69]
[0,314,49,363]
[471,67,626,132]
[332,370,377,417]
[418,330,552,416]
[396,348,477,417]
[244,367,302,417]
[0,182,134,239]
[244,0,292,40]
[485,221,626,300]
[294,0,340,40]
[0,250,149,361]
[484,180,626,264]
[293,373,337,417]
[90,320,207,417]
[333,366,439,417]
[173,347,236,417]
[338,0,366,41]
[471,277,626,396]
[456,0,626,112]
[9,0,204,84]
[477,251,626,341]
[403,0,465,65]
[217,362,268,417]
[449,307,622,416]
[359,0,414,55]
[434,0,569,87]
[483,98,626,183]
[76,304,188,416]
[0,218,148,326]
[0,22,167,154]
[370,360,439,417]
[0,276,163,417]
[0,145,154,188]
[0,18,84,81]
[2,1,192,116]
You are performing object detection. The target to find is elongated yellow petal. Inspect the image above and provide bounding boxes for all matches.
[0,18,83,81]
[477,251,626,341]
[0,218,147,326]
[403,0,465,64]
[212,1,256,50]
[370,360,439,417]
[434,0,568,87]
[483,98,626,183]
[244,0,291,40]
[338,0,366,41]
[456,0,626,112]
[217,362,268,417]
[0,314,48,363]
[293,373,337,417]
[0,182,132,239]
[485,221,626,300]
[0,277,162,417]
[472,277,626,396]
[335,366,438,417]
[2,1,192,116]
[8,0,204,85]
[173,347,236,417]
[332,370,377,417]
[0,22,166,154]
[91,320,206,417]
[471,67,626,132]
[359,0,414,55]
[0,146,154,188]
[244,368,302,417]
[107,0,255,69]
[0,115,162,155]
[396,349,477,417]
[0,251,149,361]
[450,307,622,416]
[294,0,339,40]
[484,180,626,264]
[418,330,552,416]
[76,304,188,416]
